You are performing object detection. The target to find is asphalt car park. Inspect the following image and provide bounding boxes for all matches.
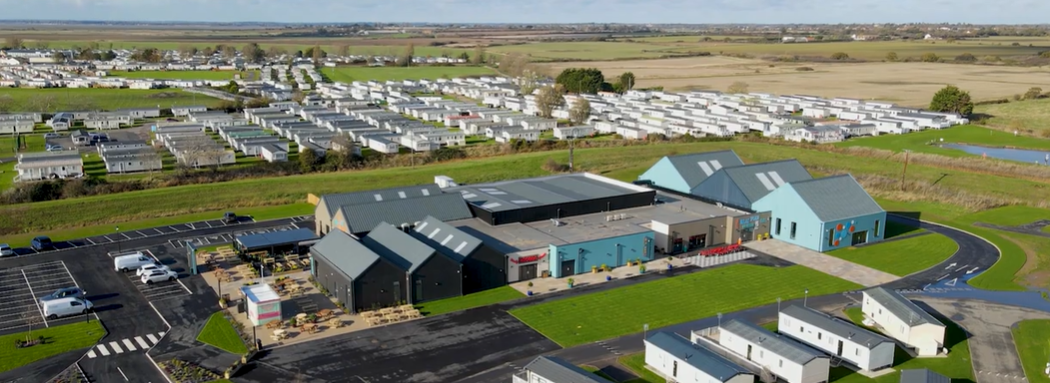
[0,260,90,333]
[168,224,309,249]
[110,249,192,302]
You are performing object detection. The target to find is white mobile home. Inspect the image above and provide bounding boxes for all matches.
[512,355,613,383]
[0,120,34,134]
[646,331,754,383]
[553,125,596,139]
[717,319,830,383]
[259,144,288,163]
[15,151,85,182]
[862,287,946,356]
[117,108,161,118]
[102,148,163,173]
[779,305,895,371]
[171,105,209,117]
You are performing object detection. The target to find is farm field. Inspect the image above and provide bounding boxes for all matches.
[836,125,1050,156]
[109,70,260,81]
[1013,320,1050,383]
[320,65,497,83]
[659,39,1049,60]
[0,88,223,111]
[508,264,861,347]
[538,57,1050,106]
[827,233,958,277]
[975,98,1050,135]
[488,41,685,61]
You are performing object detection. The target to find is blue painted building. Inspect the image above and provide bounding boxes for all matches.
[638,150,745,194]
[752,174,887,252]
[549,231,655,278]
[693,159,812,211]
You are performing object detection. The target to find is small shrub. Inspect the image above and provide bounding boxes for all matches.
[795,66,814,71]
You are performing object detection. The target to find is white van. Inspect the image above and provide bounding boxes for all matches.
[42,297,93,319]
[114,252,156,272]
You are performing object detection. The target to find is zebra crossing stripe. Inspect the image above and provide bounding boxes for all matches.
[97,344,111,356]
[87,349,97,358]
[122,338,137,351]
[109,341,124,354]
[146,334,159,344]
[135,336,149,348]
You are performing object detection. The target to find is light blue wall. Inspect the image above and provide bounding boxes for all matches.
[550,231,655,278]
[638,157,690,194]
[754,185,888,252]
[692,171,753,210]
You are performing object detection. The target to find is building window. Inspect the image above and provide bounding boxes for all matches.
[779,359,783,368]
[799,326,803,333]
[855,348,860,356]
[818,332,822,340]
[760,351,764,358]
[790,222,797,239]
[828,228,835,247]
[875,220,881,237]
[775,218,782,235]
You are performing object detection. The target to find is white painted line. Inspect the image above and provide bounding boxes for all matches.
[103,235,113,242]
[146,333,159,344]
[121,233,131,240]
[21,270,48,328]
[109,341,124,353]
[159,331,165,337]
[60,262,81,289]
[97,344,111,356]
[153,228,164,235]
[135,336,149,348]
[117,366,129,381]
[135,230,148,237]
[122,338,137,351]
[87,349,97,358]
[85,238,96,245]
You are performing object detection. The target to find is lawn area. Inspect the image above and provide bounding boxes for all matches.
[975,98,1050,135]
[197,312,248,354]
[833,308,973,383]
[956,206,1050,291]
[110,70,259,81]
[0,88,222,111]
[509,264,861,347]
[414,286,524,316]
[1012,320,1050,383]
[827,232,958,277]
[0,321,106,373]
[320,65,497,83]
[836,125,1050,156]
[962,205,1050,226]
[883,220,924,239]
[0,160,17,191]
[0,134,47,155]
[617,353,665,383]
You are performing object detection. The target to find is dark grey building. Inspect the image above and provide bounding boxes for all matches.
[332,193,474,236]
[309,230,407,313]
[313,184,444,235]
[364,223,463,304]
[410,216,507,294]
[693,159,812,211]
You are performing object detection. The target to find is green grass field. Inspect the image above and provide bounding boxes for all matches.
[320,66,497,83]
[836,125,1050,156]
[0,321,106,373]
[489,41,684,60]
[617,353,665,383]
[957,206,1050,291]
[414,286,524,316]
[827,233,958,277]
[0,88,222,111]
[833,308,974,383]
[975,98,1050,135]
[1012,320,1050,383]
[0,134,47,155]
[197,312,248,354]
[110,70,260,81]
[509,264,860,347]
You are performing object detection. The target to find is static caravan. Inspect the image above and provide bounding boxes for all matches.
[646,331,754,383]
[718,319,830,383]
[171,105,209,117]
[0,120,34,134]
[862,287,946,356]
[779,305,895,371]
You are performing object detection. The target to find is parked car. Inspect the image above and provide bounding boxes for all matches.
[46,144,64,152]
[141,269,178,285]
[31,236,53,251]
[166,118,178,122]
[222,212,237,224]
[40,287,86,303]
[42,297,93,319]
[0,243,13,257]
[44,132,60,138]
[136,263,170,277]
[114,252,154,272]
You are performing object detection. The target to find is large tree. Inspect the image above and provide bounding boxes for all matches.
[555,68,605,94]
[4,37,23,49]
[243,43,266,63]
[335,44,350,57]
[569,97,591,125]
[396,44,414,67]
[221,45,237,59]
[518,70,540,95]
[472,46,485,65]
[618,72,636,92]
[929,85,974,116]
[535,85,565,119]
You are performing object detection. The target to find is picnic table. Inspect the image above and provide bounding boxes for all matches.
[317,309,333,320]
[300,323,318,334]
[328,318,343,328]
[266,320,283,330]
[271,329,288,341]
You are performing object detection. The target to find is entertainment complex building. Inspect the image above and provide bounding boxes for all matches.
[307,149,883,312]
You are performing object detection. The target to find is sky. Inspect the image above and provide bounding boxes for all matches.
[1,0,1048,24]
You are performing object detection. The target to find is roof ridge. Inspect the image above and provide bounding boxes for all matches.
[788,173,855,185]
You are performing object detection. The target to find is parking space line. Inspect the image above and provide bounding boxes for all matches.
[136,230,148,237]
[153,228,164,235]
[102,235,113,242]
[61,262,81,289]
[21,270,47,327]
[85,238,95,245]
[108,341,124,354]
[121,233,132,240]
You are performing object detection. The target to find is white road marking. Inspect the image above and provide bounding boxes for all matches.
[85,238,96,245]
[117,367,129,381]
[87,349,97,358]
[109,341,124,353]
[21,270,48,327]
[135,336,149,348]
[122,338,137,351]
[97,344,111,356]
[146,333,159,344]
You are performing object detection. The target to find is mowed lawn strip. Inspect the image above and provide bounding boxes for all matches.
[617,353,667,383]
[832,308,973,383]
[320,66,497,83]
[196,312,248,355]
[414,286,524,316]
[836,124,1050,156]
[827,233,958,277]
[0,321,106,373]
[0,88,223,110]
[509,264,861,347]
[110,70,258,81]
[1012,320,1050,383]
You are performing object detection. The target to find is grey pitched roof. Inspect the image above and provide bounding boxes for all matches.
[446,173,646,213]
[234,228,317,250]
[901,369,950,383]
[319,183,444,216]
[720,319,823,365]
[788,174,885,222]
[409,216,483,263]
[309,230,380,279]
[781,305,893,349]
[717,159,812,202]
[646,332,750,382]
[522,355,614,383]
[864,287,944,327]
[338,193,473,234]
[667,150,745,189]
[363,222,440,274]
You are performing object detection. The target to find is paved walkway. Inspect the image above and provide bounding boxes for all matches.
[746,239,898,287]
[509,256,691,295]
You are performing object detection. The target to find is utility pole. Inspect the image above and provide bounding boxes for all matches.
[900,149,911,191]
[568,127,576,171]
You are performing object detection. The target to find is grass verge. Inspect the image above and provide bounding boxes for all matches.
[0,88,222,111]
[836,125,1050,156]
[617,353,665,383]
[414,286,524,316]
[827,233,958,277]
[0,321,106,373]
[1012,320,1050,383]
[509,264,861,347]
[196,312,248,355]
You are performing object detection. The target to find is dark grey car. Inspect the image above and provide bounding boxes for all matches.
[40,287,86,303]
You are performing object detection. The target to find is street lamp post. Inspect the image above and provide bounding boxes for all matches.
[804,289,809,307]
[717,312,723,328]
[777,297,782,313]
[115,226,121,255]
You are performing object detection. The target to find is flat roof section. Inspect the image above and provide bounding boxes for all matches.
[446,173,652,213]
[235,228,318,251]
